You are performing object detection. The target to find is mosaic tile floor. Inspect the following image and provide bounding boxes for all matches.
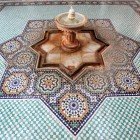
[0,96,139,140]
[0,1,140,139]
[1,3,140,43]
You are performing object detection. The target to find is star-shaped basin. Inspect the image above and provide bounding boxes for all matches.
[31,30,108,78]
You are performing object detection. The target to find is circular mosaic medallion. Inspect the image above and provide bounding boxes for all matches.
[36,73,61,94]
[13,51,34,67]
[95,20,110,27]
[115,71,140,92]
[97,28,116,41]
[105,50,128,66]
[112,52,128,65]
[1,40,21,54]
[28,21,43,29]
[2,73,28,94]
[120,39,138,51]
[84,73,108,93]
[59,93,89,121]
[23,32,42,42]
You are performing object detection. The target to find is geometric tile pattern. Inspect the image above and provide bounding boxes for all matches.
[0,0,140,137]
[78,96,140,140]
[0,96,139,140]
[1,40,21,54]
[35,72,62,94]
[0,99,73,140]
[2,72,29,95]
[0,18,140,135]
[83,71,109,93]
[115,70,140,92]
[133,50,140,74]
[13,51,34,68]
[0,1,140,44]
[0,55,7,83]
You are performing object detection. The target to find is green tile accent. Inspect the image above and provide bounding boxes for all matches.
[0,96,139,140]
[0,99,73,140]
[0,4,140,43]
[78,96,140,140]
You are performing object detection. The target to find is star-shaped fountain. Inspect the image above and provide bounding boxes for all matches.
[31,7,109,79]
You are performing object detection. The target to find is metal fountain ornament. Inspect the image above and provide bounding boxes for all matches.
[55,6,88,52]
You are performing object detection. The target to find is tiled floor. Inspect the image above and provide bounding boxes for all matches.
[0,1,140,140]
[0,4,140,43]
[0,55,7,83]
[0,96,139,140]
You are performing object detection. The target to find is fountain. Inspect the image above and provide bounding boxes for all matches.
[55,6,88,52]
[31,6,108,78]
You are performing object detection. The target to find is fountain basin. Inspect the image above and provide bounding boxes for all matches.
[55,8,88,52]
[55,12,87,29]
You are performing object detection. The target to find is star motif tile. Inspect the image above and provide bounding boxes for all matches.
[31,30,108,78]
[0,19,139,136]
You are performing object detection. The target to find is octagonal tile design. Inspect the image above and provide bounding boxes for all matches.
[35,71,62,94]
[1,40,22,54]
[59,92,89,122]
[0,19,140,136]
[2,72,29,95]
[83,71,109,94]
